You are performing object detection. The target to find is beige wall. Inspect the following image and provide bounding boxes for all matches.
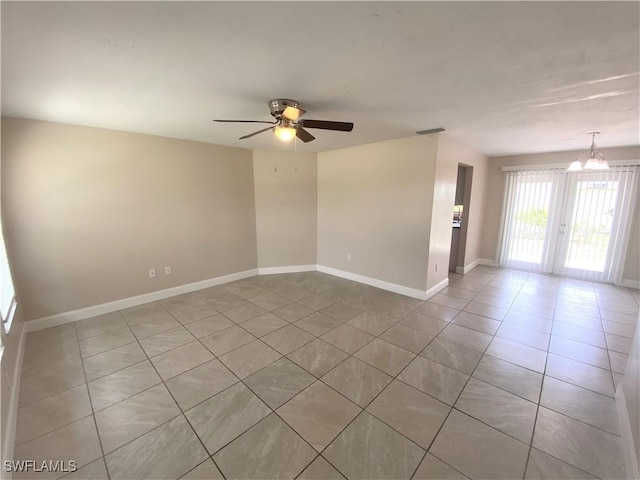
[317,135,438,292]
[432,135,490,286]
[427,135,458,289]
[1,118,258,320]
[253,150,317,268]
[481,146,640,282]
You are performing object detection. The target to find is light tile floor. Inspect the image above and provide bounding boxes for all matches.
[12,267,639,479]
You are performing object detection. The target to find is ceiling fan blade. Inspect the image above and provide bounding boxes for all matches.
[301,120,354,132]
[282,106,306,122]
[296,127,315,143]
[213,119,277,124]
[239,126,275,140]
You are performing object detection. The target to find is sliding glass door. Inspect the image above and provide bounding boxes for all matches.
[500,166,638,283]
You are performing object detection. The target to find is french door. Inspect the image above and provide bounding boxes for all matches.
[500,166,638,283]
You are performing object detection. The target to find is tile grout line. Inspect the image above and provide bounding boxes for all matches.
[288,274,497,478]
[15,269,637,480]
[402,270,517,477]
[409,270,530,478]
[74,319,112,480]
[18,276,399,477]
[70,296,254,477]
[430,274,632,472]
[520,275,559,480]
[508,276,605,478]
[159,276,360,478]
[518,275,635,477]
[135,300,242,479]
[442,271,625,476]
[224,278,433,478]
[193,277,359,478]
[179,288,336,478]
[204,270,507,477]
[117,308,227,480]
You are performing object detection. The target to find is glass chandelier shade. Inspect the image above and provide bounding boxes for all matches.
[568,132,609,171]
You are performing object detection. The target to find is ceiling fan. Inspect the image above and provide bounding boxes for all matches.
[213,99,354,143]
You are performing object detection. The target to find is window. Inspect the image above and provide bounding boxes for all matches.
[0,225,16,335]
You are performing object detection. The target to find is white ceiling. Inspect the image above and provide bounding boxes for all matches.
[2,1,639,156]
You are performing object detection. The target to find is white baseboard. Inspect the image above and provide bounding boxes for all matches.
[25,262,458,331]
[316,265,427,300]
[618,279,640,289]
[2,322,26,473]
[26,268,258,333]
[478,258,498,267]
[257,265,317,275]
[425,278,449,300]
[455,258,497,275]
[616,385,640,480]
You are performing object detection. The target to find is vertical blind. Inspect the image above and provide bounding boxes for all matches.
[500,165,639,283]
[500,169,563,273]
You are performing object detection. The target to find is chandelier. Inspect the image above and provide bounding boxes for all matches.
[567,132,609,171]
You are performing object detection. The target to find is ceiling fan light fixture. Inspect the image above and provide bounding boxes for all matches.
[282,106,304,121]
[214,99,354,143]
[274,125,296,141]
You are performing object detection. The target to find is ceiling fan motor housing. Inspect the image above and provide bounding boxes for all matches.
[269,99,299,118]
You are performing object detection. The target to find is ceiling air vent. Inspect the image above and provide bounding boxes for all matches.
[416,127,445,135]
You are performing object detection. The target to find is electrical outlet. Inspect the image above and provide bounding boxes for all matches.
[347,253,352,261]
[148,268,156,278]
[164,266,172,275]
[435,264,438,272]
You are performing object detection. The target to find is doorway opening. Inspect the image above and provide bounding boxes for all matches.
[450,164,473,273]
